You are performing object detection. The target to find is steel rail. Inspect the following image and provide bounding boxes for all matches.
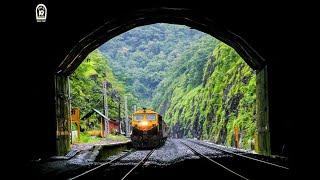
[181,141,250,180]
[188,139,289,170]
[68,150,133,180]
[121,149,155,180]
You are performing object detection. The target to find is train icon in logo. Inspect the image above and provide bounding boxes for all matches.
[36,4,47,22]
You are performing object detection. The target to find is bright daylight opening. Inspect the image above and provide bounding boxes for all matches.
[70,23,257,151]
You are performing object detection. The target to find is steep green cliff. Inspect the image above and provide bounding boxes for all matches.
[153,42,256,149]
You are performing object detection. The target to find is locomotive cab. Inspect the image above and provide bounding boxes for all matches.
[130,108,168,149]
[131,111,158,131]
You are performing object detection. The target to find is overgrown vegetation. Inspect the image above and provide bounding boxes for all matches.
[99,23,207,109]
[78,132,103,143]
[70,50,127,131]
[105,134,129,142]
[72,23,256,150]
[77,133,128,143]
[153,41,256,149]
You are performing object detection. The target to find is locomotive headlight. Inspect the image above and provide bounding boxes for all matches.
[140,121,149,127]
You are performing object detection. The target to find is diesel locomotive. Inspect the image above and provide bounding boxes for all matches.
[130,108,168,149]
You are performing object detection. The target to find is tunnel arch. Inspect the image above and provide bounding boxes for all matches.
[54,7,270,156]
[56,7,266,76]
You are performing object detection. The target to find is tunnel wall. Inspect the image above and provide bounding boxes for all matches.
[9,1,294,166]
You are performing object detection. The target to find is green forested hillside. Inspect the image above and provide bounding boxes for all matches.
[151,36,218,115]
[72,23,256,150]
[70,50,126,130]
[99,23,207,108]
[153,42,256,149]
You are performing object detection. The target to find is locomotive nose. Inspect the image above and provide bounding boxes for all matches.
[140,120,149,127]
[137,120,157,131]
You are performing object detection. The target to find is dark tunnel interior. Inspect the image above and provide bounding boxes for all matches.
[3,1,306,177]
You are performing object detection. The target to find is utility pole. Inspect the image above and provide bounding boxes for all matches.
[68,76,73,144]
[118,100,121,120]
[103,81,109,136]
[124,96,129,137]
[118,97,121,133]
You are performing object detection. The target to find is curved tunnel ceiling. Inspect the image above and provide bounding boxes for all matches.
[56,7,266,76]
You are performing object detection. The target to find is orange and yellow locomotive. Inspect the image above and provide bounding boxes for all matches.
[130,108,168,149]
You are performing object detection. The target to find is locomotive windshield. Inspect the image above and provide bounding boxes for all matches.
[134,114,144,121]
[146,114,156,120]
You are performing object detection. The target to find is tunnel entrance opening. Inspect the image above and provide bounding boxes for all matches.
[54,8,270,157]
[67,23,263,158]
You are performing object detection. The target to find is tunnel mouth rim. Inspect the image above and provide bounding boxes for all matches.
[56,7,266,76]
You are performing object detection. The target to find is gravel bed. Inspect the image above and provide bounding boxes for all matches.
[105,139,197,166]
[147,139,196,165]
[29,139,250,176]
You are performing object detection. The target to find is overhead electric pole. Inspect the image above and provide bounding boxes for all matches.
[118,95,121,134]
[103,81,109,136]
[124,96,129,137]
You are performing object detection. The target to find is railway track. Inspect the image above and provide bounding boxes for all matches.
[180,141,250,180]
[67,139,289,179]
[181,139,290,179]
[121,149,155,180]
[186,139,289,170]
[68,149,155,180]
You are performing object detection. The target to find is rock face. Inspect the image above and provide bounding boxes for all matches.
[154,42,257,150]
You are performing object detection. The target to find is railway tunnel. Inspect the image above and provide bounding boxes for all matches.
[11,0,296,176]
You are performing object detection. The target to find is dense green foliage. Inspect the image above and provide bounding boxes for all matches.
[70,50,126,131]
[78,133,128,143]
[151,36,218,114]
[72,23,256,149]
[153,41,256,149]
[99,23,207,109]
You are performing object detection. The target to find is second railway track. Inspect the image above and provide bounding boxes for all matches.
[180,140,250,180]
[181,139,290,180]
[186,139,289,170]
